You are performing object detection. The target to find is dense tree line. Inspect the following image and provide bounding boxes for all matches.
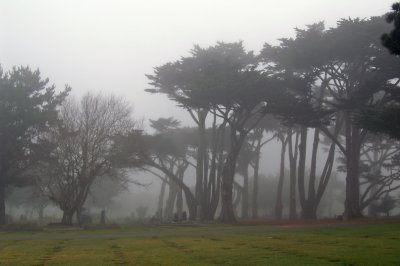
[141,14,400,222]
[1,6,400,225]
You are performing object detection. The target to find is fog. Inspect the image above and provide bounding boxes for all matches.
[1,0,399,224]
[0,0,393,125]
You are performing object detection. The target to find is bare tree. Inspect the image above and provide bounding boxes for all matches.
[36,93,136,225]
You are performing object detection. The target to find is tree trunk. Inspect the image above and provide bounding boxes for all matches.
[176,187,183,220]
[315,114,342,213]
[209,123,226,220]
[344,157,362,218]
[100,210,106,224]
[343,114,363,219]
[368,148,380,216]
[183,187,197,221]
[219,133,245,223]
[205,119,218,220]
[241,161,249,219]
[233,185,242,216]
[164,180,179,219]
[195,110,207,220]
[76,206,83,225]
[302,128,319,220]
[61,210,74,225]
[38,207,44,220]
[275,135,287,220]
[157,179,167,218]
[0,185,6,225]
[219,153,237,223]
[252,136,262,219]
[297,127,308,217]
[288,129,299,220]
[176,168,184,220]
[148,160,196,220]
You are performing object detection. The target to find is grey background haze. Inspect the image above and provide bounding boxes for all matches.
[0,0,394,126]
[0,0,394,217]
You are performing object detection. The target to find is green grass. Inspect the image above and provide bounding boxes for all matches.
[0,223,399,265]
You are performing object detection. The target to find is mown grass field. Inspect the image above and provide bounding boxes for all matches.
[0,222,399,265]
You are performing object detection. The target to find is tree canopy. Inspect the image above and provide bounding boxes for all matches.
[0,66,68,224]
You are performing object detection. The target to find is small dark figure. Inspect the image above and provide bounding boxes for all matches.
[100,210,106,224]
[19,214,27,222]
[182,211,187,221]
[173,213,179,222]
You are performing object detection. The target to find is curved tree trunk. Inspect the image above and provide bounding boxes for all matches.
[164,182,178,219]
[147,160,197,220]
[165,163,187,219]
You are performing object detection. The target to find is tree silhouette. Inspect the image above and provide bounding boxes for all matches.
[36,94,135,225]
[382,2,400,55]
[0,66,68,225]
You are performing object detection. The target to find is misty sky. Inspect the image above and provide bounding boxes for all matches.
[0,0,395,128]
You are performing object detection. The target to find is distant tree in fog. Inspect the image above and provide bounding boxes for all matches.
[135,206,148,219]
[237,115,277,219]
[85,174,127,211]
[148,117,190,220]
[149,117,180,133]
[356,136,400,213]
[370,194,397,216]
[149,117,181,218]
[116,121,198,220]
[6,186,49,220]
[0,66,68,225]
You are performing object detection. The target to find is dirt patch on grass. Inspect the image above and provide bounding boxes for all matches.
[237,217,400,228]
[36,240,68,266]
[110,243,128,266]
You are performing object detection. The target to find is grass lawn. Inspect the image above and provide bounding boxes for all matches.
[0,222,399,265]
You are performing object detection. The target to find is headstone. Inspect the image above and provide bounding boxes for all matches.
[100,210,106,224]
[182,211,187,221]
[173,213,179,222]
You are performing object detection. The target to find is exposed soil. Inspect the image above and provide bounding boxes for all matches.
[237,217,400,227]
